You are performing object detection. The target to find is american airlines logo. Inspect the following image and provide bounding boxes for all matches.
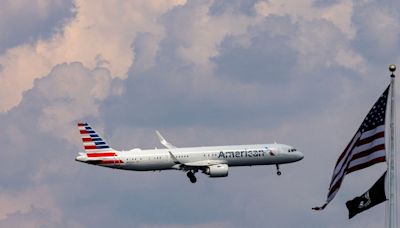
[218,149,267,158]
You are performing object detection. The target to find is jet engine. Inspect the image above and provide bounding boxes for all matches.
[205,164,228,177]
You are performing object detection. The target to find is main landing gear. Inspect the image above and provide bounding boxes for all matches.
[187,171,197,183]
[276,164,282,176]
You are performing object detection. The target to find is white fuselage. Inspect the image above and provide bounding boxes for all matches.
[75,122,303,182]
[76,143,304,171]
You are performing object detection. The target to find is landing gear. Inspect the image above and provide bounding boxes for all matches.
[187,171,197,183]
[276,164,282,176]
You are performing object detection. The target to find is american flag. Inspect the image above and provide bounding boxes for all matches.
[313,85,390,210]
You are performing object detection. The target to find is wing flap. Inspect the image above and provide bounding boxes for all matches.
[168,150,226,171]
[183,160,226,167]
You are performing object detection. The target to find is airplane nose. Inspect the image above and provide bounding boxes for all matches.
[296,152,304,161]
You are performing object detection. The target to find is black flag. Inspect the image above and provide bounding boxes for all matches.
[345,171,387,219]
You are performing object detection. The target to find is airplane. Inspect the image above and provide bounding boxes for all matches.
[75,123,304,183]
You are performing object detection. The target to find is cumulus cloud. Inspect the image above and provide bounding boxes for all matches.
[1,0,399,227]
[254,0,367,73]
[254,0,355,37]
[162,0,251,68]
[0,0,186,112]
[0,186,85,228]
[0,0,74,54]
[35,62,121,143]
[0,62,122,227]
[0,206,83,228]
[352,1,400,64]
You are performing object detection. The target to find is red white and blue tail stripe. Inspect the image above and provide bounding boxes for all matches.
[76,123,123,165]
[77,122,115,152]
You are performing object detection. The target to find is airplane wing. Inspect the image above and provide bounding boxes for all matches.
[159,132,226,169]
[168,151,225,170]
[156,131,177,149]
[183,160,226,166]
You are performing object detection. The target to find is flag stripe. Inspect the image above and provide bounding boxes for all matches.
[348,150,386,170]
[351,143,385,160]
[327,188,340,203]
[328,177,343,198]
[335,133,359,167]
[332,132,361,180]
[333,126,384,170]
[357,131,384,146]
[329,139,385,195]
[328,152,384,197]
[330,133,362,188]
[347,156,386,174]
[359,125,385,140]
[330,119,386,191]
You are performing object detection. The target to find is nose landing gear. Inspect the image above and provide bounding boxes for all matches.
[276,164,281,176]
[187,171,197,183]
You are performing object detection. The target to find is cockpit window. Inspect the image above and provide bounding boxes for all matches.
[288,148,297,152]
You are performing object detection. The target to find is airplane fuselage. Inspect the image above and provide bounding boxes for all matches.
[77,144,303,171]
[75,123,304,183]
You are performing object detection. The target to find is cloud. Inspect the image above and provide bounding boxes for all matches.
[1,0,399,227]
[292,18,366,72]
[0,0,74,54]
[0,62,119,227]
[254,0,355,38]
[0,206,83,228]
[35,62,118,143]
[253,0,366,72]
[157,0,254,73]
[214,15,297,84]
[0,0,186,112]
[352,1,400,64]
[0,186,84,228]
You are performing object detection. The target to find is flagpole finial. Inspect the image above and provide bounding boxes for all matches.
[389,64,396,78]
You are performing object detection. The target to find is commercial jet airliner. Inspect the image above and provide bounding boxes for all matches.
[75,123,304,183]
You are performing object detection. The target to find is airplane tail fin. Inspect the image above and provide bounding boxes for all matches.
[77,122,116,153]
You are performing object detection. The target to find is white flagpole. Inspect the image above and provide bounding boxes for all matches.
[387,64,397,228]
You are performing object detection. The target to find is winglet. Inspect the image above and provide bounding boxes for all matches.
[156,130,177,149]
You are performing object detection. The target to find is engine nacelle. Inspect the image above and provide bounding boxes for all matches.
[205,164,228,177]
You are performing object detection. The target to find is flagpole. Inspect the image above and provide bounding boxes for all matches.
[387,64,397,228]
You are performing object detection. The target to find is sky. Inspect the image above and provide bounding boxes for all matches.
[1,0,400,227]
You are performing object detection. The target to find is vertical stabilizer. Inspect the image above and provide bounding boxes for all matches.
[77,123,116,153]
